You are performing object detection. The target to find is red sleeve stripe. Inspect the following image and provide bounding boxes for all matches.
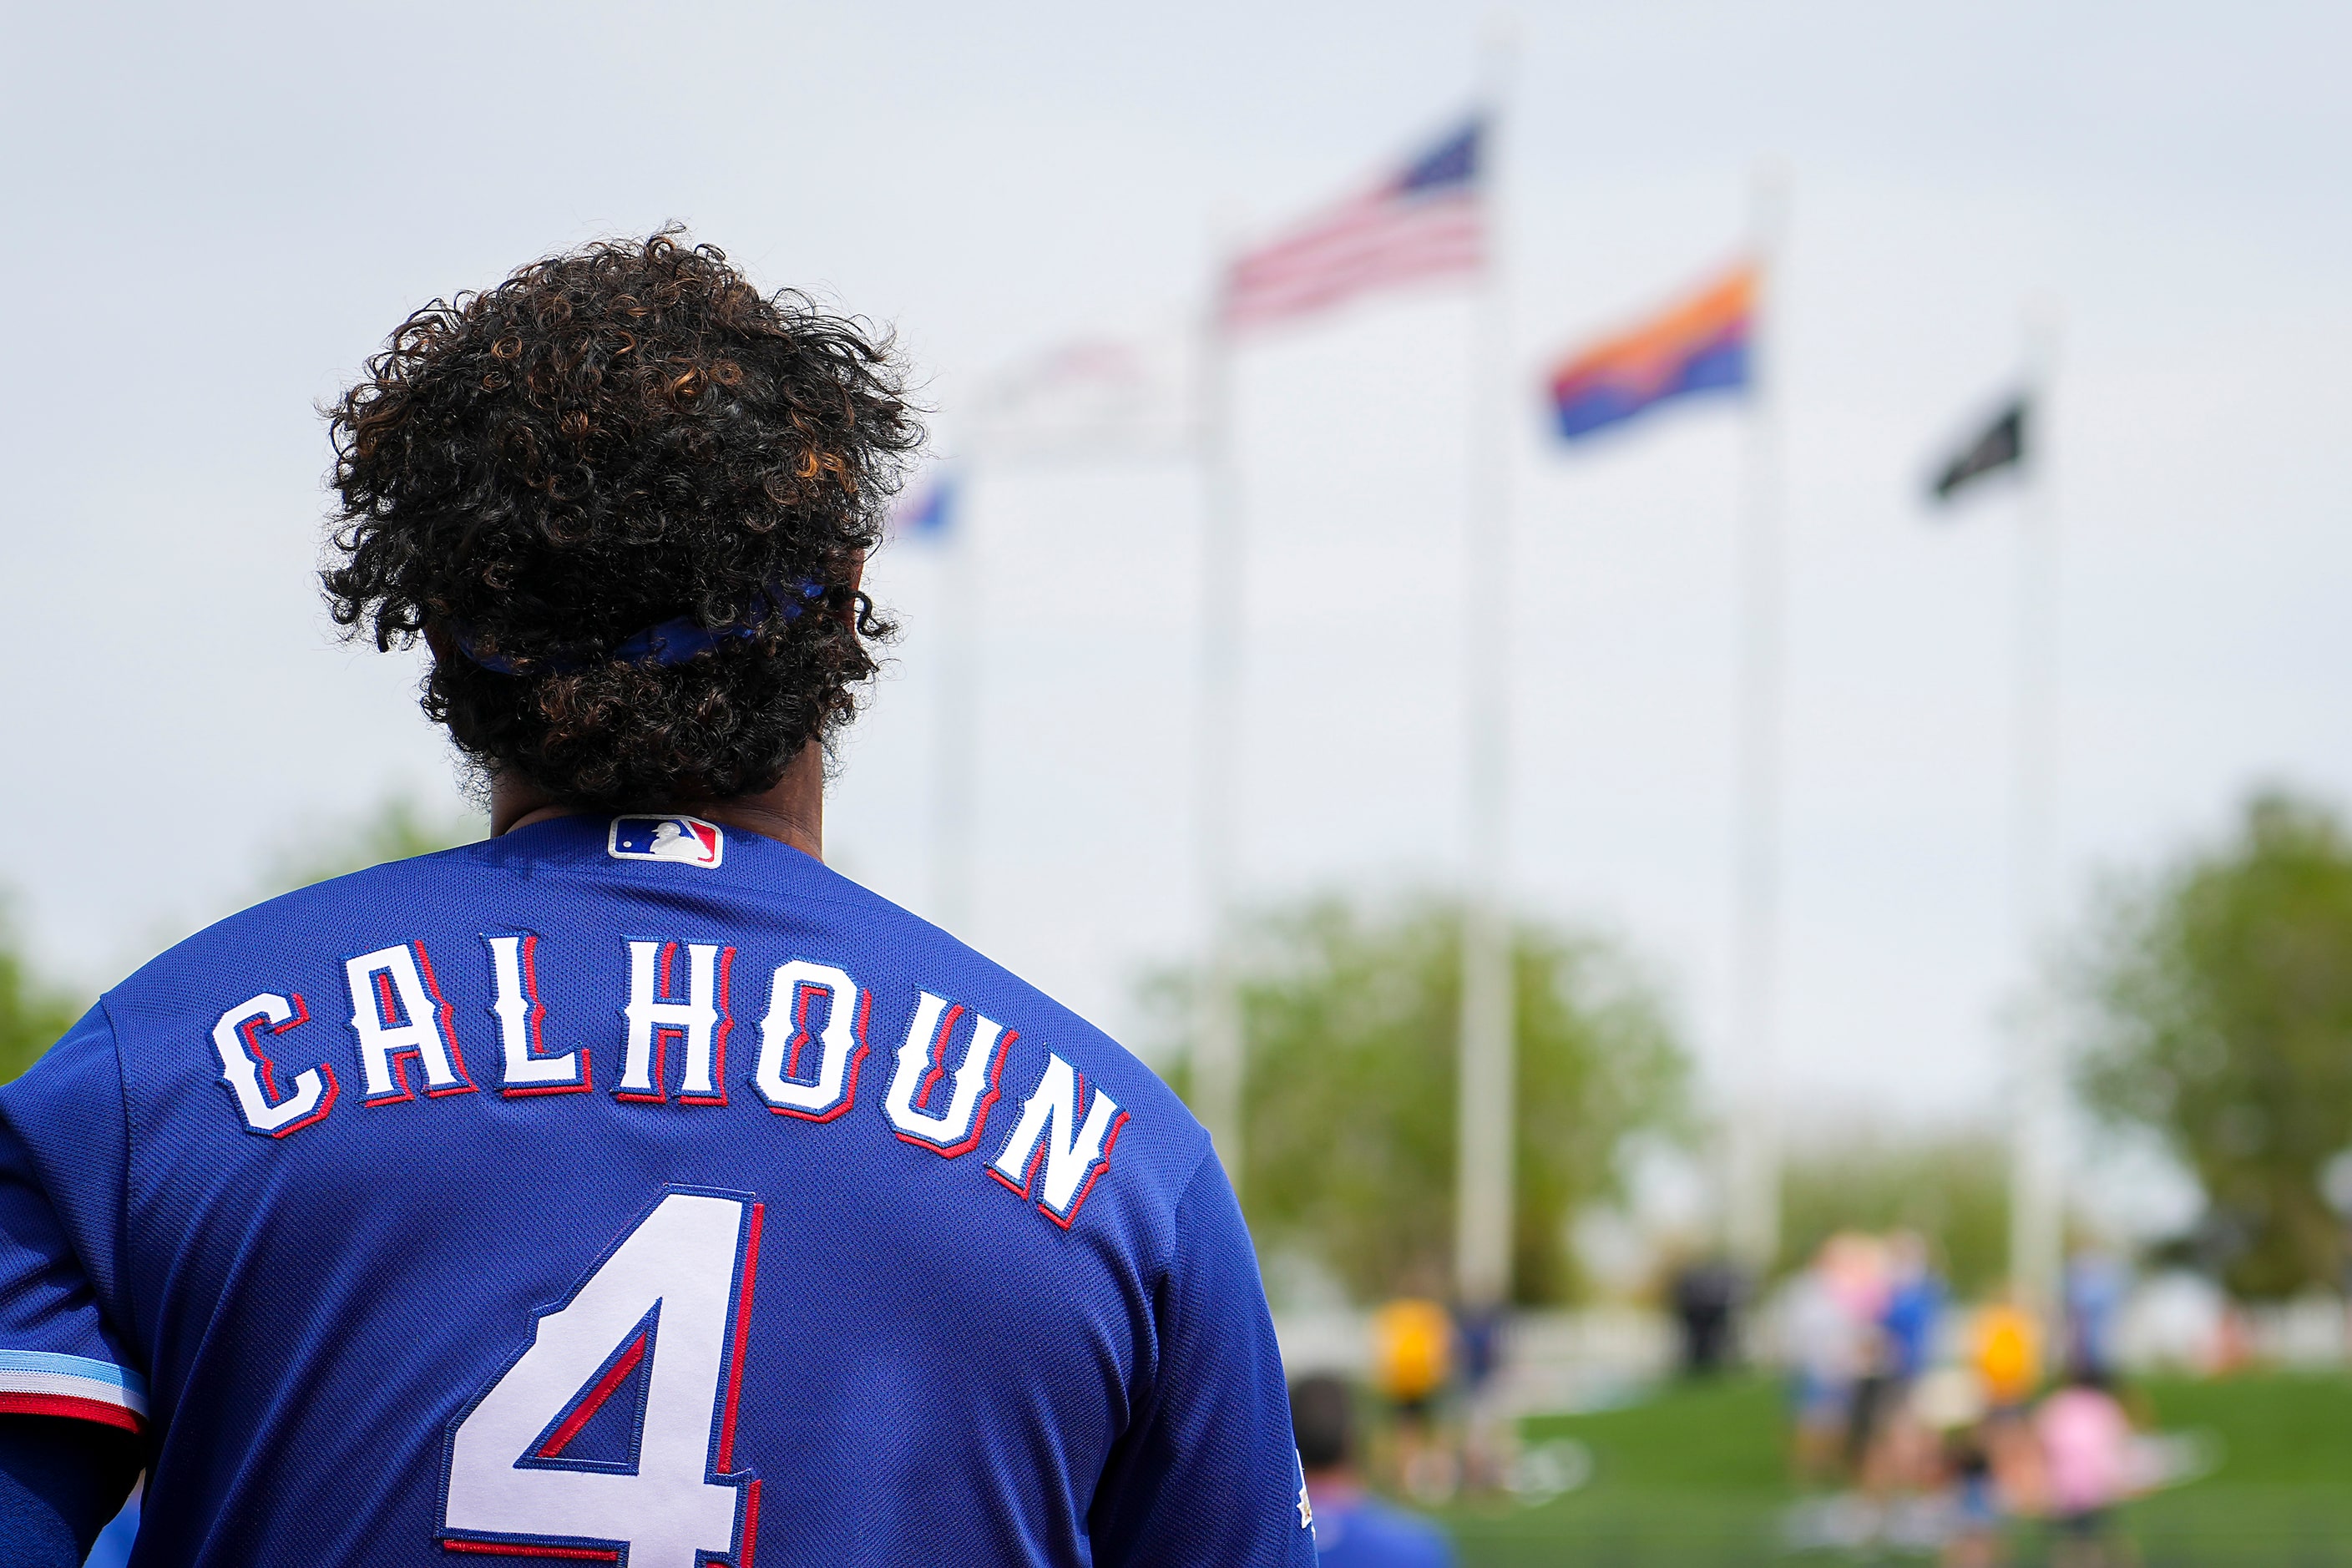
[0,1391,145,1433]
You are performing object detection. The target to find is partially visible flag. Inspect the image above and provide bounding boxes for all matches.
[1545,263,1755,442]
[1927,397,2028,504]
[969,336,1195,461]
[893,470,957,542]
[1221,116,1486,331]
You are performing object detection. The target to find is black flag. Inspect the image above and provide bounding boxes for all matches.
[1929,397,2028,503]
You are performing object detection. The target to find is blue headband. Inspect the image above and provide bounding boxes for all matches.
[452,581,827,676]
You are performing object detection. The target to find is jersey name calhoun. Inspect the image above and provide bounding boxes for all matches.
[213,918,1127,1232]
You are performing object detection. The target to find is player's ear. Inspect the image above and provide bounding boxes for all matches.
[843,551,866,629]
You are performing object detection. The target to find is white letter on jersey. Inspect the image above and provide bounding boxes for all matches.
[346,943,475,1105]
[212,993,338,1136]
[442,1190,761,1567]
[989,1055,1129,1227]
[485,934,589,1096]
[883,992,1013,1156]
[752,960,868,1121]
[618,942,731,1105]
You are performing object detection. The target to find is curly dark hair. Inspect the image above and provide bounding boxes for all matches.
[323,230,921,808]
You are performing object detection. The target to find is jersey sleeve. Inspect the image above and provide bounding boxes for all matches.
[1088,1152,1317,1567]
[0,1005,148,1435]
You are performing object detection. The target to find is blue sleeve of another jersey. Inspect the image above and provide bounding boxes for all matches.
[1089,1153,1316,1568]
[0,1006,149,1435]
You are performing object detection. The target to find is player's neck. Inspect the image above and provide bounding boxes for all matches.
[490,742,826,861]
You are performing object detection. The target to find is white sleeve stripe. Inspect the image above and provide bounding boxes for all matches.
[0,1348,146,1394]
[0,1368,150,1417]
[0,1353,147,1401]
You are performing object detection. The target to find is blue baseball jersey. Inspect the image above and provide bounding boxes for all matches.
[0,815,1313,1565]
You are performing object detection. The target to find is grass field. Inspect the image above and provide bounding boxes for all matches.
[1432,1373,2352,1565]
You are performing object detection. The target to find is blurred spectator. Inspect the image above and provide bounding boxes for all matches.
[1292,1376,1454,1568]
[1860,1232,1945,1490]
[1670,1256,1745,1375]
[1451,1302,1512,1495]
[1370,1297,1454,1416]
[1783,1240,1867,1482]
[1883,1232,1945,1384]
[2064,1252,2130,1378]
[1970,1293,2043,1412]
[1941,1425,2006,1568]
[1370,1297,1458,1503]
[2035,1366,2139,1566]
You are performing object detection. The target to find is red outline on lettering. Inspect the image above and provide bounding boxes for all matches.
[715,1200,763,1471]
[531,1329,649,1460]
[1045,1107,1130,1231]
[500,934,593,1098]
[232,994,339,1137]
[414,943,479,1099]
[615,942,677,1104]
[761,979,869,1125]
[736,1478,762,1568]
[615,1029,674,1104]
[784,983,813,1081]
[441,1541,619,1561]
[989,1138,1044,1201]
[679,947,736,1107]
[988,1065,1128,1227]
[359,955,430,1106]
[0,1392,143,1433]
[913,1003,963,1111]
[238,991,311,1100]
[895,1023,1017,1159]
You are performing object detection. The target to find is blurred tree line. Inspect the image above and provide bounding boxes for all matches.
[0,902,84,1085]
[2075,790,2352,1298]
[1151,896,1688,1306]
[1779,1130,2009,1295]
[0,796,480,1085]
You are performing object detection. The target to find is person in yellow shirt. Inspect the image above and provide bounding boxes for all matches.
[1368,1298,1458,1501]
[1370,1299,1454,1415]
[1970,1292,2051,1524]
[1972,1297,2044,1411]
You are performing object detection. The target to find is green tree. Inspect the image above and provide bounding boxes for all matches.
[2074,791,2352,1297]
[1152,896,1687,1305]
[0,904,84,1085]
[1778,1129,2010,1295]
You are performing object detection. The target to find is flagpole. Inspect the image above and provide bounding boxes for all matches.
[1455,33,1517,1313]
[2008,301,2065,1326]
[931,468,979,938]
[1725,163,1789,1277]
[1192,274,1247,1186]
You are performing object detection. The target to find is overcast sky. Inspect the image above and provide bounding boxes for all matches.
[5,1,2347,1151]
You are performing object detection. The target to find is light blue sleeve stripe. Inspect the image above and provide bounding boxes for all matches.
[0,1348,148,1397]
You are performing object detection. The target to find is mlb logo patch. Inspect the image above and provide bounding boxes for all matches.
[607,815,725,868]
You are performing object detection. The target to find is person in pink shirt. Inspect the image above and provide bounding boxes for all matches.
[2035,1366,2139,1565]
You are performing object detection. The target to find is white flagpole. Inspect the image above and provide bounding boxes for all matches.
[1454,37,1517,1313]
[1192,281,1247,1183]
[1726,164,1790,1275]
[2008,302,2065,1324]
[931,469,979,938]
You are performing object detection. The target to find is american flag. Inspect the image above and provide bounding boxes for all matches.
[1221,117,1486,331]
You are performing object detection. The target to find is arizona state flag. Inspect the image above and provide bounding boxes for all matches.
[1930,397,2028,503]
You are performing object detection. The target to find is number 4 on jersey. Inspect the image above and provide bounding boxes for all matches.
[442,1191,763,1565]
